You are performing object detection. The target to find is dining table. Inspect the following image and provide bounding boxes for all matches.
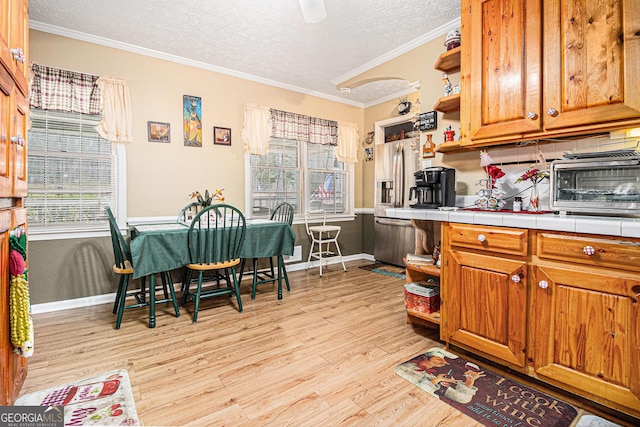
[129,218,296,327]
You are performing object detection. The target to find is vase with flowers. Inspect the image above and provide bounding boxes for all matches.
[515,168,549,212]
[476,150,506,210]
[189,189,224,207]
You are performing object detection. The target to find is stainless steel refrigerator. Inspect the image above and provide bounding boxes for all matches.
[374,136,421,267]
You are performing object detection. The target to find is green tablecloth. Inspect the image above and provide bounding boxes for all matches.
[130,220,295,279]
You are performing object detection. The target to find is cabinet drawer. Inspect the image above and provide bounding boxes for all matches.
[447,223,528,256]
[537,232,640,272]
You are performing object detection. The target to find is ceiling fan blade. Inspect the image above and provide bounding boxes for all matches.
[299,0,327,23]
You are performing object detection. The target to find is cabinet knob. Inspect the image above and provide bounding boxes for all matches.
[11,47,25,63]
[527,112,538,120]
[11,135,25,146]
[538,280,549,289]
[583,245,595,256]
[511,274,521,283]
[477,234,486,242]
[547,108,559,117]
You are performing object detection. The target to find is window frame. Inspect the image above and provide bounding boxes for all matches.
[244,138,354,221]
[26,109,126,241]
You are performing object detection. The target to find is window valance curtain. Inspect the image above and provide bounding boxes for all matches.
[29,64,101,115]
[30,65,133,144]
[244,106,355,159]
[95,76,134,143]
[271,109,338,146]
[336,121,359,163]
[242,104,271,155]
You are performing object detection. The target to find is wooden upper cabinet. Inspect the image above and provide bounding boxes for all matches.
[461,0,640,147]
[466,0,542,141]
[543,0,640,130]
[0,0,28,96]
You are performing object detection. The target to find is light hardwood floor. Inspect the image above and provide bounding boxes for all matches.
[20,260,633,426]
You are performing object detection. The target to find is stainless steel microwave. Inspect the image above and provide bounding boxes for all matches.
[550,153,640,215]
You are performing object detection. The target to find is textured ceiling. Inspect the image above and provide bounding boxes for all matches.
[28,0,461,107]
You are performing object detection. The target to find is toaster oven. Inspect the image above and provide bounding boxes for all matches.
[550,152,640,215]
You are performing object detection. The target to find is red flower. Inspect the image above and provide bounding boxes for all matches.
[484,164,505,180]
[516,168,549,184]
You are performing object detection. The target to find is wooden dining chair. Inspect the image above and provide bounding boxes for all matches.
[106,207,180,329]
[239,202,295,299]
[177,202,202,223]
[181,204,246,322]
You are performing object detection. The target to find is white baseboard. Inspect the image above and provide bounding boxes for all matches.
[31,253,376,314]
[31,293,118,315]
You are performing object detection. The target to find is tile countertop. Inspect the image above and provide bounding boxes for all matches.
[384,208,640,239]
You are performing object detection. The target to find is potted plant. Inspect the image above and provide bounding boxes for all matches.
[189,189,224,207]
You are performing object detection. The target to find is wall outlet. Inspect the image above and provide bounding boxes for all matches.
[283,245,302,263]
[421,159,432,169]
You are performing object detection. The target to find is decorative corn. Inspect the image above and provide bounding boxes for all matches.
[9,273,31,349]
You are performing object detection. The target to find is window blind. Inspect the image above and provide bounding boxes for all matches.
[26,109,116,229]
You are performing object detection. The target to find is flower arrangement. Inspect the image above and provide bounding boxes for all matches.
[480,150,505,188]
[476,150,506,210]
[189,189,224,207]
[515,168,549,184]
[515,168,548,212]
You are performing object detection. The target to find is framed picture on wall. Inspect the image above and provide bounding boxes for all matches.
[214,127,231,146]
[419,111,437,131]
[147,121,171,143]
[183,95,202,147]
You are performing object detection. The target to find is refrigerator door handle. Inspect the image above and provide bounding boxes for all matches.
[399,143,405,207]
[393,142,405,207]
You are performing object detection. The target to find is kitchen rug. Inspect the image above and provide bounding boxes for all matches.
[395,348,578,427]
[14,369,139,426]
[359,263,405,279]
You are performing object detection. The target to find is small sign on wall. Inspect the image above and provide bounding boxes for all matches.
[419,111,437,131]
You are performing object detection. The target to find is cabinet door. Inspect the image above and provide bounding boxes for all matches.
[0,67,12,197]
[444,248,528,368]
[0,0,11,74]
[5,208,27,404]
[10,87,26,196]
[543,0,640,131]
[7,0,27,95]
[0,209,14,405]
[530,264,640,416]
[467,0,542,141]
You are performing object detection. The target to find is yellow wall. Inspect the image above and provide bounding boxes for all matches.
[30,29,476,217]
[360,35,477,206]
[29,30,365,217]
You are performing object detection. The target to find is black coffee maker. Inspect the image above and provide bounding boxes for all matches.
[409,167,456,209]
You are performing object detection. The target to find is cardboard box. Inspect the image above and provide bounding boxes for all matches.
[404,282,440,314]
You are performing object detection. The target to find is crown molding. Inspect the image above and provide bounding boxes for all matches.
[331,17,461,87]
[29,21,366,108]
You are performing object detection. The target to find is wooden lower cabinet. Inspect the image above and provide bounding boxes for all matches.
[530,233,640,417]
[441,223,640,418]
[441,223,528,369]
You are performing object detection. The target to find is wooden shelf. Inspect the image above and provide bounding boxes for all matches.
[434,46,461,73]
[436,139,465,153]
[405,261,441,327]
[407,308,441,326]
[433,93,461,113]
[405,262,440,277]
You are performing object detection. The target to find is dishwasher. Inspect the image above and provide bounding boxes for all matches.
[374,216,415,267]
